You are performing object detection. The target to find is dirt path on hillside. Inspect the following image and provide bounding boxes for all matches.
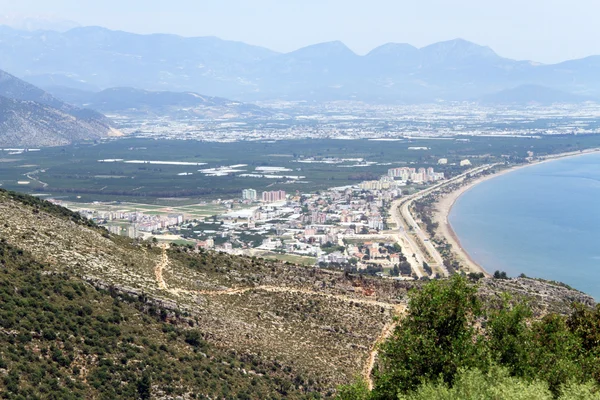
[154,249,406,388]
[362,304,406,390]
[197,285,398,310]
[154,244,169,290]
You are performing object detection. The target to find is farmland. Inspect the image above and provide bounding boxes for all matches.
[1,135,600,204]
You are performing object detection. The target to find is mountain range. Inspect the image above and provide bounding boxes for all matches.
[0,25,599,102]
[0,69,121,147]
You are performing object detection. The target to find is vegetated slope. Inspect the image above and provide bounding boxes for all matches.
[0,189,594,398]
[0,188,408,396]
[0,69,120,147]
[339,275,600,400]
[45,86,274,119]
[3,26,600,101]
[0,240,322,399]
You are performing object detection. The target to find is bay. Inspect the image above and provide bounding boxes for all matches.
[449,152,600,299]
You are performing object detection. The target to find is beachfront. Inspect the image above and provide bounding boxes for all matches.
[427,147,600,277]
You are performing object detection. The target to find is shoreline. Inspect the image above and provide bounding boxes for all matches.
[433,148,600,276]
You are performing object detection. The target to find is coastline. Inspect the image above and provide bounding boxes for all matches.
[433,148,600,276]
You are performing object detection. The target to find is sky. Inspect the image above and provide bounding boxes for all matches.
[0,0,597,63]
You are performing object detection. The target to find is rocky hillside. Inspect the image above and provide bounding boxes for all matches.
[0,188,594,398]
[0,69,121,147]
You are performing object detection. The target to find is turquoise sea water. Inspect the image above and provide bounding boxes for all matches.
[449,153,600,299]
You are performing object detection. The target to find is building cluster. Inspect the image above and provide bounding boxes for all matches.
[387,167,445,183]
[242,189,287,203]
[359,176,400,191]
[77,209,185,237]
[261,190,287,203]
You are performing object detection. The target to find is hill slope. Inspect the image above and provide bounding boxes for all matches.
[0,238,324,398]
[0,70,121,146]
[0,96,120,147]
[0,189,594,397]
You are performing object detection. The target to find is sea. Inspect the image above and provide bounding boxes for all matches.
[449,152,600,299]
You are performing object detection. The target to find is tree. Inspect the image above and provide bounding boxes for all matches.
[397,366,572,400]
[373,275,486,398]
[137,372,152,400]
[467,272,484,281]
[494,270,508,279]
[336,379,370,400]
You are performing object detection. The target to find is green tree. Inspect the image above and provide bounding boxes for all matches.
[137,372,152,400]
[336,379,370,400]
[372,275,486,399]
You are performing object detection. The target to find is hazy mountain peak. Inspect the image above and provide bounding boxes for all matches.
[289,40,357,58]
[420,38,500,63]
[367,42,419,57]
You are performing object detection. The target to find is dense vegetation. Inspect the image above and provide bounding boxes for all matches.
[0,239,322,399]
[338,275,600,399]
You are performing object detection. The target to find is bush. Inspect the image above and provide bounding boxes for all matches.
[361,276,600,400]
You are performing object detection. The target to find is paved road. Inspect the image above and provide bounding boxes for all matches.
[391,164,499,278]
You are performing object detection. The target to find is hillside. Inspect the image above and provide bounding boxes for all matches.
[0,188,594,398]
[0,239,319,398]
[0,96,121,147]
[45,86,274,119]
[2,26,600,101]
[0,69,121,147]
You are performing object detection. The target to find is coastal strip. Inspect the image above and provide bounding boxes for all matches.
[432,147,600,276]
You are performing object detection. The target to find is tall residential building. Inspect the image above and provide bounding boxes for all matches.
[242,188,257,201]
[262,190,286,203]
[388,166,444,183]
[127,225,138,239]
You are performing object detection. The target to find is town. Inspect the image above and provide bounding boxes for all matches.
[67,166,448,280]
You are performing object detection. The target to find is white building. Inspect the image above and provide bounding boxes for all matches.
[242,188,257,201]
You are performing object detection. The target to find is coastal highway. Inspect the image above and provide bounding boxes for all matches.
[390,164,499,278]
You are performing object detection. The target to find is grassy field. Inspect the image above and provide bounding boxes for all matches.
[1,135,600,204]
[259,252,317,266]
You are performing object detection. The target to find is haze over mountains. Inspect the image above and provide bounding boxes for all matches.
[1,25,599,103]
[44,86,274,119]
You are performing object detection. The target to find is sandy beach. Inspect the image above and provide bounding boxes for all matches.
[432,148,600,277]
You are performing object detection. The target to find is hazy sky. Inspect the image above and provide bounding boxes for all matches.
[0,0,597,63]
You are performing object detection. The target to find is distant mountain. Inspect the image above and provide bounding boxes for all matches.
[45,86,274,119]
[1,26,600,102]
[0,96,120,147]
[480,84,594,105]
[0,69,120,146]
[0,26,278,99]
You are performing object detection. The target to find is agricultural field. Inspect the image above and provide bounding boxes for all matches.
[1,135,599,204]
